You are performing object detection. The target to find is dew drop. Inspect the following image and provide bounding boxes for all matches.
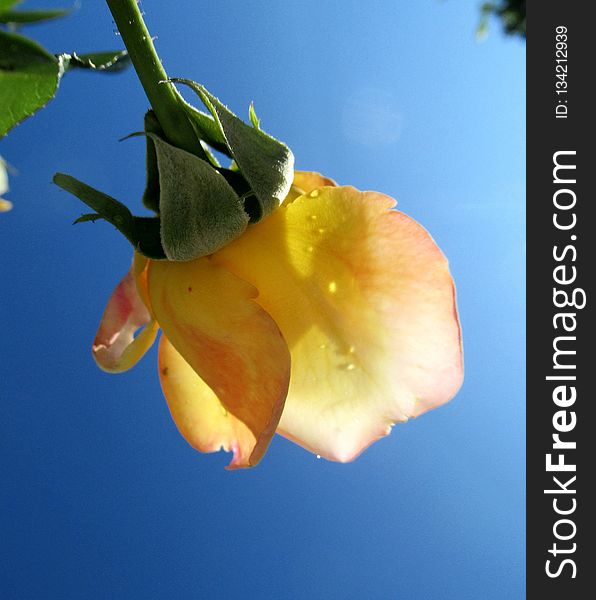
[306,245,314,253]
[316,454,321,459]
[309,214,318,220]
[346,363,356,371]
[317,228,326,234]
[328,281,337,294]
[319,343,327,350]
[220,406,228,417]
[348,345,356,354]
[309,190,319,198]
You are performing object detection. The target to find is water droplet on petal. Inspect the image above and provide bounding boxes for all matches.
[309,214,318,220]
[310,190,319,198]
[316,454,321,459]
[306,245,314,253]
[328,281,337,294]
[338,362,357,371]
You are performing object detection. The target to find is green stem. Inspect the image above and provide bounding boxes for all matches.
[105,0,199,155]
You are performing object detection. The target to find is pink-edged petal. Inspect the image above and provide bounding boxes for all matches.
[0,158,11,212]
[147,257,291,468]
[93,267,158,373]
[215,185,463,462]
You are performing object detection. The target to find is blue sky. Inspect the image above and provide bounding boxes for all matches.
[1,1,525,598]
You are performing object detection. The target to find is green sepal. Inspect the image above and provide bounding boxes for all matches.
[0,29,63,137]
[0,8,71,25]
[54,173,135,239]
[182,101,230,157]
[218,167,252,198]
[54,172,166,259]
[159,82,229,156]
[148,133,249,261]
[140,110,221,215]
[142,110,162,213]
[199,140,221,168]
[133,216,167,259]
[62,50,130,73]
[249,102,261,130]
[172,79,294,222]
[73,213,102,224]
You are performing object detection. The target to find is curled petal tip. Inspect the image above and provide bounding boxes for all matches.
[93,267,157,373]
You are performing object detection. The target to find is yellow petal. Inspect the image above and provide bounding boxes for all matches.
[0,198,12,212]
[147,257,291,468]
[159,335,266,469]
[93,267,158,373]
[215,185,463,462]
[283,171,337,206]
[133,252,152,313]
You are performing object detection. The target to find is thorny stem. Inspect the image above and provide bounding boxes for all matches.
[105,0,199,155]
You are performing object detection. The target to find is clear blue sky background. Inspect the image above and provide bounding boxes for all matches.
[1,1,525,598]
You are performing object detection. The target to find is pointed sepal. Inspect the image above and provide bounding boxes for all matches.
[172,79,294,222]
[148,134,249,261]
[53,172,166,259]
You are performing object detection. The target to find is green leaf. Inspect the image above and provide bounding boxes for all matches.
[53,173,166,259]
[63,50,131,73]
[173,79,294,223]
[0,8,71,25]
[0,30,62,137]
[148,133,249,261]
[0,1,21,12]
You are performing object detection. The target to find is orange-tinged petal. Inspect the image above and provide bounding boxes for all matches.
[159,335,267,469]
[93,267,158,373]
[293,171,337,194]
[147,257,291,468]
[215,185,463,462]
